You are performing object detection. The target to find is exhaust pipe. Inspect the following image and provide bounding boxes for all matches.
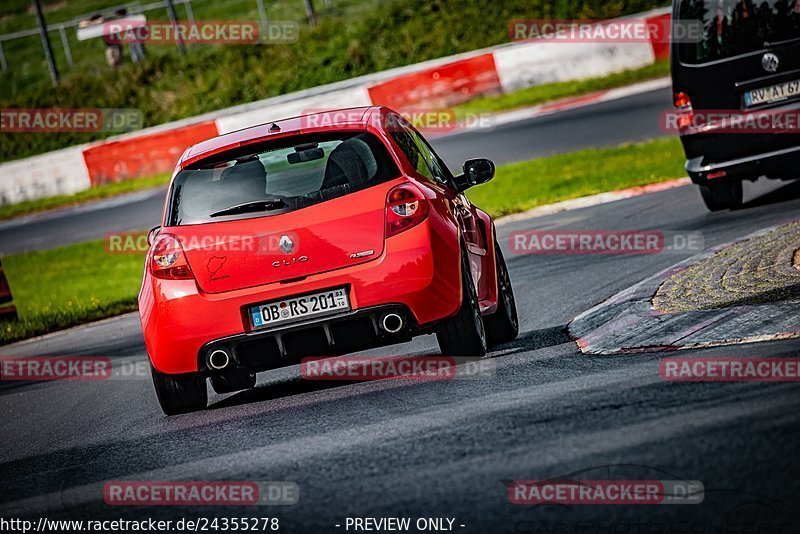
[381,313,404,334]
[208,349,230,370]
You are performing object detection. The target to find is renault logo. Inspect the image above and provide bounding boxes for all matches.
[762,53,780,73]
[279,235,294,254]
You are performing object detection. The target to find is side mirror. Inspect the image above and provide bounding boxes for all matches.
[454,158,495,192]
[147,226,161,246]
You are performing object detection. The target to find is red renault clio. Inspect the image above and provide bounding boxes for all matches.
[139,107,518,414]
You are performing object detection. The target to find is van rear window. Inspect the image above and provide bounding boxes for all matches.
[677,0,800,64]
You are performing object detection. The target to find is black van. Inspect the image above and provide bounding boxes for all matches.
[671,0,800,211]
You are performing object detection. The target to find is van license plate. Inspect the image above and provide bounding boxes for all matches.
[250,288,349,329]
[745,79,800,107]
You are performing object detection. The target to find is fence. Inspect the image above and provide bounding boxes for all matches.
[0,0,334,80]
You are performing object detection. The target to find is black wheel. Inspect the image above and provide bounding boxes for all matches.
[485,241,519,345]
[699,181,742,211]
[211,370,256,394]
[150,365,208,415]
[435,250,488,357]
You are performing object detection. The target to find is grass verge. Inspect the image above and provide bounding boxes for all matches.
[0,137,686,344]
[0,173,170,221]
[454,59,670,117]
[467,137,685,217]
[1,240,146,345]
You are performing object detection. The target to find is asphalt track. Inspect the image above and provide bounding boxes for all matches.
[2,172,800,530]
[0,86,672,255]
[4,82,800,529]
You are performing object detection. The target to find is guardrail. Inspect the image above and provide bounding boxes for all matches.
[0,0,331,74]
[0,0,198,72]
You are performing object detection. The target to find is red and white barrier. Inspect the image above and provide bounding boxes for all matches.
[0,8,671,206]
[216,85,372,134]
[0,146,90,205]
[647,12,672,61]
[367,54,502,111]
[494,40,655,94]
[82,120,220,185]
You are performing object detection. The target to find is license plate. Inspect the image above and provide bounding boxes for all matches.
[250,288,350,329]
[744,79,800,107]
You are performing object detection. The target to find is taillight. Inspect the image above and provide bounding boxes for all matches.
[150,234,194,280]
[673,91,694,131]
[385,184,430,238]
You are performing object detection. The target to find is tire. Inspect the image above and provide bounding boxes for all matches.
[211,370,256,394]
[485,241,519,345]
[150,365,208,415]
[699,181,742,211]
[435,250,488,357]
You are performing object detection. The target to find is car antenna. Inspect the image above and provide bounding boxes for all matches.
[269,123,281,133]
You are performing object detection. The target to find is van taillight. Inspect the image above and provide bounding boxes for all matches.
[673,91,695,130]
[385,184,430,238]
[150,234,194,280]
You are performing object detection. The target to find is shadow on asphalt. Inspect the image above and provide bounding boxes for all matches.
[0,325,573,403]
[211,376,362,410]
[0,380,44,394]
[211,324,573,411]
[741,180,800,210]
[0,325,579,497]
[498,324,573,352]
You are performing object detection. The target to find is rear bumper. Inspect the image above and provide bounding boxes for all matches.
[139,220,462,375]
[200,303,419,375]
[686,144,800,184]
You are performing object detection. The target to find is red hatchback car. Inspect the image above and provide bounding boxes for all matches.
[139,107,518,414]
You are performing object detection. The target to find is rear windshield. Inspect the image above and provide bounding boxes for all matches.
[677,0,800,64]
[167,131,400,226]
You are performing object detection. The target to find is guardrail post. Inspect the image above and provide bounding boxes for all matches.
[32,0,60,85]
[165,0,186,55]
[58,26,73,67]
[303,0,316,25]
[184,0,196,24]
[255,0,268,40]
